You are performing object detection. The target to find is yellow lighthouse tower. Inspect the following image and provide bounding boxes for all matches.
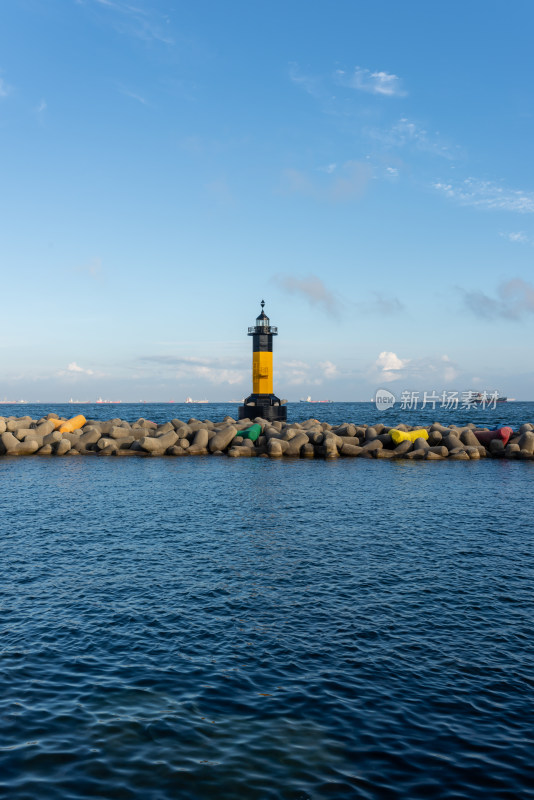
[238,300,287,422]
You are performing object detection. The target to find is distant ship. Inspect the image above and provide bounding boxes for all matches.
[185,397,209,403]
[96,398,122,404]
[300,396,334,403]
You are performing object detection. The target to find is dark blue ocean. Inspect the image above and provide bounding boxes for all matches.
[1,403,534,799]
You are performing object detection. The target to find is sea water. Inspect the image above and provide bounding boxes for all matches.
[1,404,533,799]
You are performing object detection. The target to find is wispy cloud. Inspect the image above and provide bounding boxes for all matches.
[75,257,103,281]
[434,178,534,214]
[319,360,338,379]
[283,160,372,202]
[317,163,337,174]
[57,362,95,376]
[0,76,12,98]
[368,117,456,160]
[119,86,147,104]
[273,274,341,317]
[89,0,174,45]
[280,359,320,387]
[335,67,406,97]
[356,293,405,315]
[140,355,245,385]
[187,366,243,385]
[288,62,324,99]
[141,355,215,367]
[279,359,338,386]
[289,62,406,119]
[376,293,405,314]
[282,360,310,370]
[35,99,47,114]
[370,351,461,385]
[440,354,460,382]
[462,278,534,320]
[499,231,529,244]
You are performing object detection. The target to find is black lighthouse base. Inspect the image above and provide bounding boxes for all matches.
[238,393,287,422]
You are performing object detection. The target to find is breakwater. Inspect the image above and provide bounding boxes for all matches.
[1,413,533,459]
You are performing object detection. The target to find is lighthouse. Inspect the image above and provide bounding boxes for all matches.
[238,300,287,422]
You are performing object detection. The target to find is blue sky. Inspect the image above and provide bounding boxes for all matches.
[1,0,534,401]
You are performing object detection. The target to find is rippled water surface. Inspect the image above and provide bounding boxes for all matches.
[1,405,534,799]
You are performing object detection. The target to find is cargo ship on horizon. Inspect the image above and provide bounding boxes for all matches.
[299,396,334,403]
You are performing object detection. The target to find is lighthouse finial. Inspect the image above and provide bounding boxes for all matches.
[261,299,265,310]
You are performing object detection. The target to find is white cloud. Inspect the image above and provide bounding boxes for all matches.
[500,231,529,243]
[375,351,410,382]
[376,351,409,371]
[434,178,534,214]
[35,99,47,114]
[336,67,406,97]
[68,362,94,375]
[280,360,339,386]
[442,355,459,382]
[394,118,424,142]
[56,362,95,377]
[443,366,459,382]
[370,351,462,387]
[280,360,325,387]
[284,372,319,387]
[319,360,338,379]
